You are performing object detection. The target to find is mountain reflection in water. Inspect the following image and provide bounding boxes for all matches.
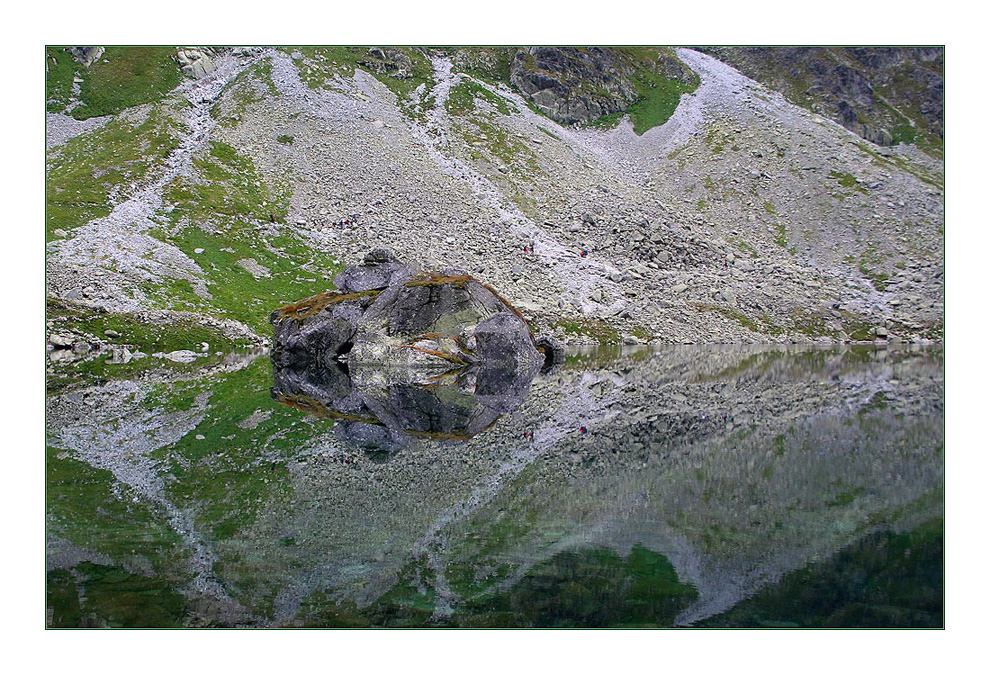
[46,344,943,627]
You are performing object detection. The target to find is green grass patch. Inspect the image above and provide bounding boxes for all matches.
[705,126,731,154]
[859,266,890,292]
[693,303,783,336]
[46,104,183,239]
[728,237,760,258]
[774,222,789,248]
[611,48,699,135]
[151,140,344,333]
[211,60,280,129]
[289,47,435,117]
[890,123,917,145]
[147,226,343,333]
[448,47,516,86]
[829,170,868,194]
[790,308,841,339]
[163,139,290,227]
[855,142,943,190]
[553,317,622,344]
[456,118,539,173]
[446,79,515,116]
[47,47,183,119]
[46,296,246,392]
[46,296,242,353]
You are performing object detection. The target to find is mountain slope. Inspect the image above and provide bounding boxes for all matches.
[46,46,944,373]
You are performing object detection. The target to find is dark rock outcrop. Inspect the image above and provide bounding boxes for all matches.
[510,47,640,126]
[271,251,559,452]
[272,250,546,374]
[507,47,697,127]
[700,46,944,150]
[358,47,415,79]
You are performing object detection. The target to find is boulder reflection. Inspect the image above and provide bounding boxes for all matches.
[271,360,540,455]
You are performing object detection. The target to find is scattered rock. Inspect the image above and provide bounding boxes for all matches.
[162,350,200,363]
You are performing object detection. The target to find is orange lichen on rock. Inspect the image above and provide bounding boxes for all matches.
[273,289,381,322]
[404,273,474,288]
[480,281,530,330]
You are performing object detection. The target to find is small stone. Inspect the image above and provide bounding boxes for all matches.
[163,350,200,363]
[104,329,121,338]
[195,434,205,440]
[194,248,205,254]
[50,334,74,348]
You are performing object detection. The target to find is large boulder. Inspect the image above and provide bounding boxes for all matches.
[271,250,558,454]
[176,48,218,79]
[333,248,412,294]
[272,251,544,374]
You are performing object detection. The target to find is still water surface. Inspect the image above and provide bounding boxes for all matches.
[46,344,943,627]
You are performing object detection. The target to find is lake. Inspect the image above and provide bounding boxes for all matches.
[46,343,943,628]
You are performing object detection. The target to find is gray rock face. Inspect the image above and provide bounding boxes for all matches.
[176,48,218,79]
[272,251,545,375]
[358,47,414,79]
[701,46,943,148]
[507,47,696,127]
[510,47,639,126]
[333,248,412,294]
[66,47,105,67]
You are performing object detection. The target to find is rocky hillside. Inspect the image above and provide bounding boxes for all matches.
[699,46,943,154]
[46,46,944,375]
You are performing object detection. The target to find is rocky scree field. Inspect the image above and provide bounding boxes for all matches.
[45,46,944,387]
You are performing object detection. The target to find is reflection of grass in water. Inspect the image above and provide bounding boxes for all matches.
[299,557,438,628]
[47,562,188,628]
[455,545,697,628]
[300,545,696,628]
[46,445,189,573]
[697,518,943,628]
